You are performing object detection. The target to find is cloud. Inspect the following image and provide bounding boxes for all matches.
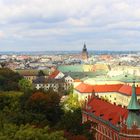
[0,0,140,51]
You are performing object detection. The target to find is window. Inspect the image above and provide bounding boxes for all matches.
[109,118,112,121]
[100,114,104,117]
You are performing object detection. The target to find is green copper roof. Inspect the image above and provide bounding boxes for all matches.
[126,111,140,128]
[58,65,84,72]
[127,83,140,110]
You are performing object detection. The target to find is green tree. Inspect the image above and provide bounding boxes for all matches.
[38,70,45,77]
[18,78,33,92]
[60,108,82,135]
[0,68,22,91]
[0,123,66,140]
[26,91,63,126]
[63,93,80,111]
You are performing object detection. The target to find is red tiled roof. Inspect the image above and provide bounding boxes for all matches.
[93,84,123,93]
[75,83,140,96]
[119,85,140,96]
[75,83,123,93]
[75,83,94,93]
[48,70,60,79]
[86,97,128,125]
[74,79,81,82]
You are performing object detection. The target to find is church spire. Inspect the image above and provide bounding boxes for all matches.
[83,43,87,51]
[82,43,88,61]
[127,82,140,110]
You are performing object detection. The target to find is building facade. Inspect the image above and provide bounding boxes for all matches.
[75,82,140,107]
[82,83,140,140]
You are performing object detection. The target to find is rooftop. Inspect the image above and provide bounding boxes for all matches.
[85,97,128,126]
[75,82,140,96]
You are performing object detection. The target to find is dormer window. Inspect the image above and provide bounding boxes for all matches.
[109,118,112,121]
[117,121,120,125]
[100,114,104,117]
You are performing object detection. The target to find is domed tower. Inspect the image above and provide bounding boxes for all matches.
[82,43,88,61]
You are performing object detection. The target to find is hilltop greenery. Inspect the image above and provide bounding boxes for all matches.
[0,68,96,140]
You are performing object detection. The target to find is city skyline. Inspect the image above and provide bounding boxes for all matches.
[0,0,140,51]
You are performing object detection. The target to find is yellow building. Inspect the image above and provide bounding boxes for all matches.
[74,82,140,107]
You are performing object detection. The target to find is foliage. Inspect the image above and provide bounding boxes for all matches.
[0,123,66,140]
[0,68,22,91]
[18,78,33,92]
[63,93,80,111]
[27,91,63,126]
[59,109,96,139]
[60,108,82,135]
[65,85,74,95]
[0,92,22,111]
[82,120,97,140]
[59,93,96,139]
[0,86,96,140]
[38,70,45,76]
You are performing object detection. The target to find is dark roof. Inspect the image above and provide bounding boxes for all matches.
[33,76,46,84]
[46,78,65,84]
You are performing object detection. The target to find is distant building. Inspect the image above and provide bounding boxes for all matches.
[82,43,88,61]
[33,70,74,92]
[82,83,140,140]
[17,69,48,83]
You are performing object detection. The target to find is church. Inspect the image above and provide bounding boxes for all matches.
[82,43,88,61]
[82,82,140,140]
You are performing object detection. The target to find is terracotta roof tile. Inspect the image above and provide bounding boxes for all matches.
[75,83,123,93]
[86,97,128,125]
[75,83,140,96]
[119,85,140,96]
[48,70,60,79]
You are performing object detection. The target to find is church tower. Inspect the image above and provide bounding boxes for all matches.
[126,82,140,128]
[82,43,88,61]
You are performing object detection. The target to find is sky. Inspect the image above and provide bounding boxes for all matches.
[0,0,140,51]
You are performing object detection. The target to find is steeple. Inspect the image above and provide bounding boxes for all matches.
[126,82,140,128]
[83,43,87,52]
[82,43,88,61]
[127,82,140,110]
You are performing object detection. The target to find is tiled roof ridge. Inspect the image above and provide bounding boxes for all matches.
[85,97,128,126]
[75,82,140,96]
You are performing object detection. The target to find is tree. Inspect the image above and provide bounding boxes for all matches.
[0,68,22,91]
[59,93,96,139]
[60,108,83,135]
[65,85,74,95]
[63,93,80,111]
[18,78,33,92]
[38,70,45,77]
[27,91,63,126]
[68,84,74,94]
[82,120,97,140]
[0,123,66,140]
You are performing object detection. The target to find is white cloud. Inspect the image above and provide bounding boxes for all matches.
[0,0,140,50]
